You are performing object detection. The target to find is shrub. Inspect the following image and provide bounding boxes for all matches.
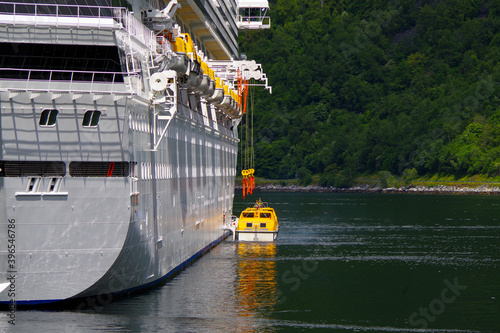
[378,171,397,188]
[402,168,418,185]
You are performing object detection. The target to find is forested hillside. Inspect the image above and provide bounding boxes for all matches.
[239,0,500,186]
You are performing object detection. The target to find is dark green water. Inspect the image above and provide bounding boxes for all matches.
[4,192,500,332]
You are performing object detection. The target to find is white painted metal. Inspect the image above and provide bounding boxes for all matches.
[237,231,277,242]
[0,0,269,305]
[236,0,271,30]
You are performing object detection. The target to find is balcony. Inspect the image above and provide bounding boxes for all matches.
[236,0,271,30]
[0,1,155,50]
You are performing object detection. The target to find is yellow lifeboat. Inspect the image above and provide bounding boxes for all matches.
[169,33,190,74]
[217,85,241,118]
[171,33,203,88]
[207,77,225,104]
[235,199,279,242]
[194,62,215,97]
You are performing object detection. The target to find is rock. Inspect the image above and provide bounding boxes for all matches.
[235,183,500,195]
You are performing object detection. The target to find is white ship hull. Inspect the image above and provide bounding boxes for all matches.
[0,85,237,306]
[0,0,270,306]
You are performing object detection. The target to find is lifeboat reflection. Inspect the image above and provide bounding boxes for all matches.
[235,242,277,316]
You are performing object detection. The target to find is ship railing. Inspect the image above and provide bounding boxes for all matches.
[207,60,272,93]
[236,14,271,29]
[176,104,234,138]
[187,108,222,133]
[0,67,130,94]
[0,2,156,51]
[115,8,156,51]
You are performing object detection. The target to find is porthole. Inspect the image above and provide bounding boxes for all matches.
[39,109,58,127]
[82,110,101,127]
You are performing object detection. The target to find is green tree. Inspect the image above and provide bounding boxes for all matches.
[239,0,499,181]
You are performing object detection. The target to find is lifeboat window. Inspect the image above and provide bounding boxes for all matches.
[260,223,266,228]
[242,212,254,218]
[39,109,58,127]
[260,213,271,218]
[82,110,102,127]
[246,223,252,228]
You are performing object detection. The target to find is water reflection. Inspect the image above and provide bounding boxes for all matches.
[235,242,277,321]
[8,193,500,332]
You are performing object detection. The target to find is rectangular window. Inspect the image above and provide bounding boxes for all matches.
[0,43,124,82]
[69,161,130,177]
[260,223,267,228]
[47,177,62,192]
[0,161,66,177]
[39,109,58,127]
[26,177,40,192]
[246,222,252,228]
[260,213,271,218]
[82,110,101,127]
[242,212,254,218]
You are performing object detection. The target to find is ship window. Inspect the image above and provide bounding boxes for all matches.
[260,213,271,218]
[69,161,130,177]
[242,212,254,218]
[246,223,252,228]
[0,161,66,177]
[260,223,266,228]
[0,43,124,82]
[47,178,61,192]
[82,110,101,127]
[39,109,58,127]
[130,162,138,178]
[26,178,40,192]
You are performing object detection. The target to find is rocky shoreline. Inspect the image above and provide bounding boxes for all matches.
[235,184,500,195]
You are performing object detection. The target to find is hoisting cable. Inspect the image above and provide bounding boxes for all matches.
[240,72,248,199]
[240,75,254,198]
[244,83,250,197]
[249,82,255,195]
[240,112,245,199]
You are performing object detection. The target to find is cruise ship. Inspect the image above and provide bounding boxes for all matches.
[0,0,270,306]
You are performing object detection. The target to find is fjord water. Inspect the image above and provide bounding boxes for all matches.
[3,192,500,332]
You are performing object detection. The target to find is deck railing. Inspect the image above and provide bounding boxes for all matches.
[236,15,271,29]
[0,67,130,94]
[0,2,155,50]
